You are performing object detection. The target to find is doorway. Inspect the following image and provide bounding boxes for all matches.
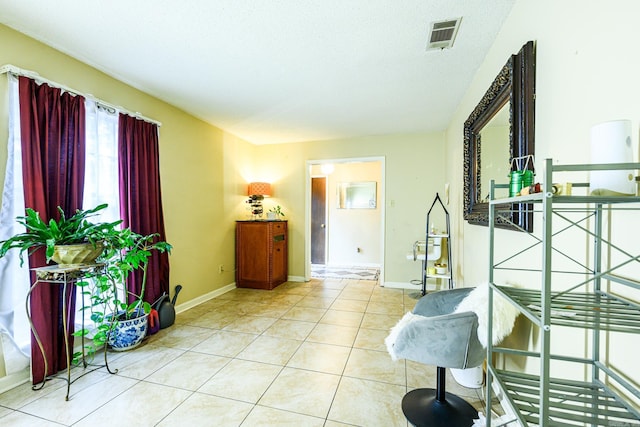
[311,177,327,264]
[305,157,385,283]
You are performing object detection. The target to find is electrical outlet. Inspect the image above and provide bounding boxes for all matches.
[218,264,224,274]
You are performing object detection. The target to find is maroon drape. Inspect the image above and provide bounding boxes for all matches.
[118,114,169,306]
[18,76,86,384]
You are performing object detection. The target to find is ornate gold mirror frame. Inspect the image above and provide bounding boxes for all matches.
[463,41,536,231]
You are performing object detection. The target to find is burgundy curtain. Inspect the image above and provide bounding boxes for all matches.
[118,114,169,306]
[18,76,86,384]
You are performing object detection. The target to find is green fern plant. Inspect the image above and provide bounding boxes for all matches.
[0,203,122,265]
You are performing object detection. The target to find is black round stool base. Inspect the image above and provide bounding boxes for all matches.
[402,388,478,427]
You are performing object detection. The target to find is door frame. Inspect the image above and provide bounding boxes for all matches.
[304,156,386,285]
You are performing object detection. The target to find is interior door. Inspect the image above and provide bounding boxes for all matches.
[311,177,327,264]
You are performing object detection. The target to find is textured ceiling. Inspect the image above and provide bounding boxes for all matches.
[0,0,515,144]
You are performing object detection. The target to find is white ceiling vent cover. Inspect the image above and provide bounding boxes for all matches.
[426,18,462,51]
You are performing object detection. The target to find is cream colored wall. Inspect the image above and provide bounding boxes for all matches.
[446,0,640,385]
[326,162,382,266]
[252,133,445,284]
[0,24,250,330]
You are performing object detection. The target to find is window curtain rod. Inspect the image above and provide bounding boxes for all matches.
[0,64,162,127]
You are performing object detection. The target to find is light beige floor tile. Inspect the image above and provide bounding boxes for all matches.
[263,319,316,340]
[73,381,191,427]
[20,375,137,425]
[199,359,282,403]
[108,344,184,380]
[145,351,230,390]
[236,335,302,365]
[344,348,406,385]
[403,292,420,308]
[338,289,373,301]
[281,306,327,322]
[324,421,356,427]
[0,375,69,409]
[360,312,402,330]
[406,359,436,389]
[252,303,291,318]
[185,309,240,329]
[354,327,389,352]
[330,298,368,312]
[190,330,258,357]
[0,405,12,418]
[259,367,340,418]
[315,280,348,290]
[286,342,351,375]
[174,304,213,324]
[306,323,358,347]
[328,376,407,427]
[319,309,364,328]
[157,392,253,427]
[274,282,313,295]
[213,301,252,315]
[0,410,62,426]
[366,301,405,316]
[306,288,343,299]
[295,296,335,309]
[370,288,405,304]
[150,324,216,349]
[219,289,269,303]
[240,405,325,427]
[223,315,277,334]
[0,277,456,427]
[345,282,376,289]
[234,301,275,316]
[270,294,305,306]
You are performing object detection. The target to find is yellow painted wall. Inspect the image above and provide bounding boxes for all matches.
[252,132,446,285]
[446,0,640,390]
[0,23,251,315]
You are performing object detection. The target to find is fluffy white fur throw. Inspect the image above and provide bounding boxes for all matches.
[454,283,519,348]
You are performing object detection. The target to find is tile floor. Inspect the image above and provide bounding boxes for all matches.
[0,278,487,426]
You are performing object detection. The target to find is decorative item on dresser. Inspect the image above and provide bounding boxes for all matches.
[236,220,288,290]
[246,182,272,219]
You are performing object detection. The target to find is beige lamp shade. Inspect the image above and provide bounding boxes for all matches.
[248,182,271,196]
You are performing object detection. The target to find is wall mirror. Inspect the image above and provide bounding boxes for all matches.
[463,40,536,231]
[337,181,377,209]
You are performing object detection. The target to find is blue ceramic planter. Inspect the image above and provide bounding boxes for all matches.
[108,310,149,351]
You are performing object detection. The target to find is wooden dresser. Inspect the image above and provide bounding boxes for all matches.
[235,220,288,290]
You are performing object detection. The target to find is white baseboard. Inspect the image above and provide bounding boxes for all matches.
[287,275,306,283]
[174,283,236,314]
[0,366,29,394]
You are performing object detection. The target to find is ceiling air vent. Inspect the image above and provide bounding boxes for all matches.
[426,18,462,51]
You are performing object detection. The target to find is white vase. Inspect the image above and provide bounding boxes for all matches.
[590,120,635,196]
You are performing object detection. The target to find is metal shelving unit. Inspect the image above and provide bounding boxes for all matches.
[486,159,640,426]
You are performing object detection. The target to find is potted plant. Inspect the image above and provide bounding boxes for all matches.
[267,205,285,220]
[77,227,171,353]
[0,204,171,359]
[0,203,122,266]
